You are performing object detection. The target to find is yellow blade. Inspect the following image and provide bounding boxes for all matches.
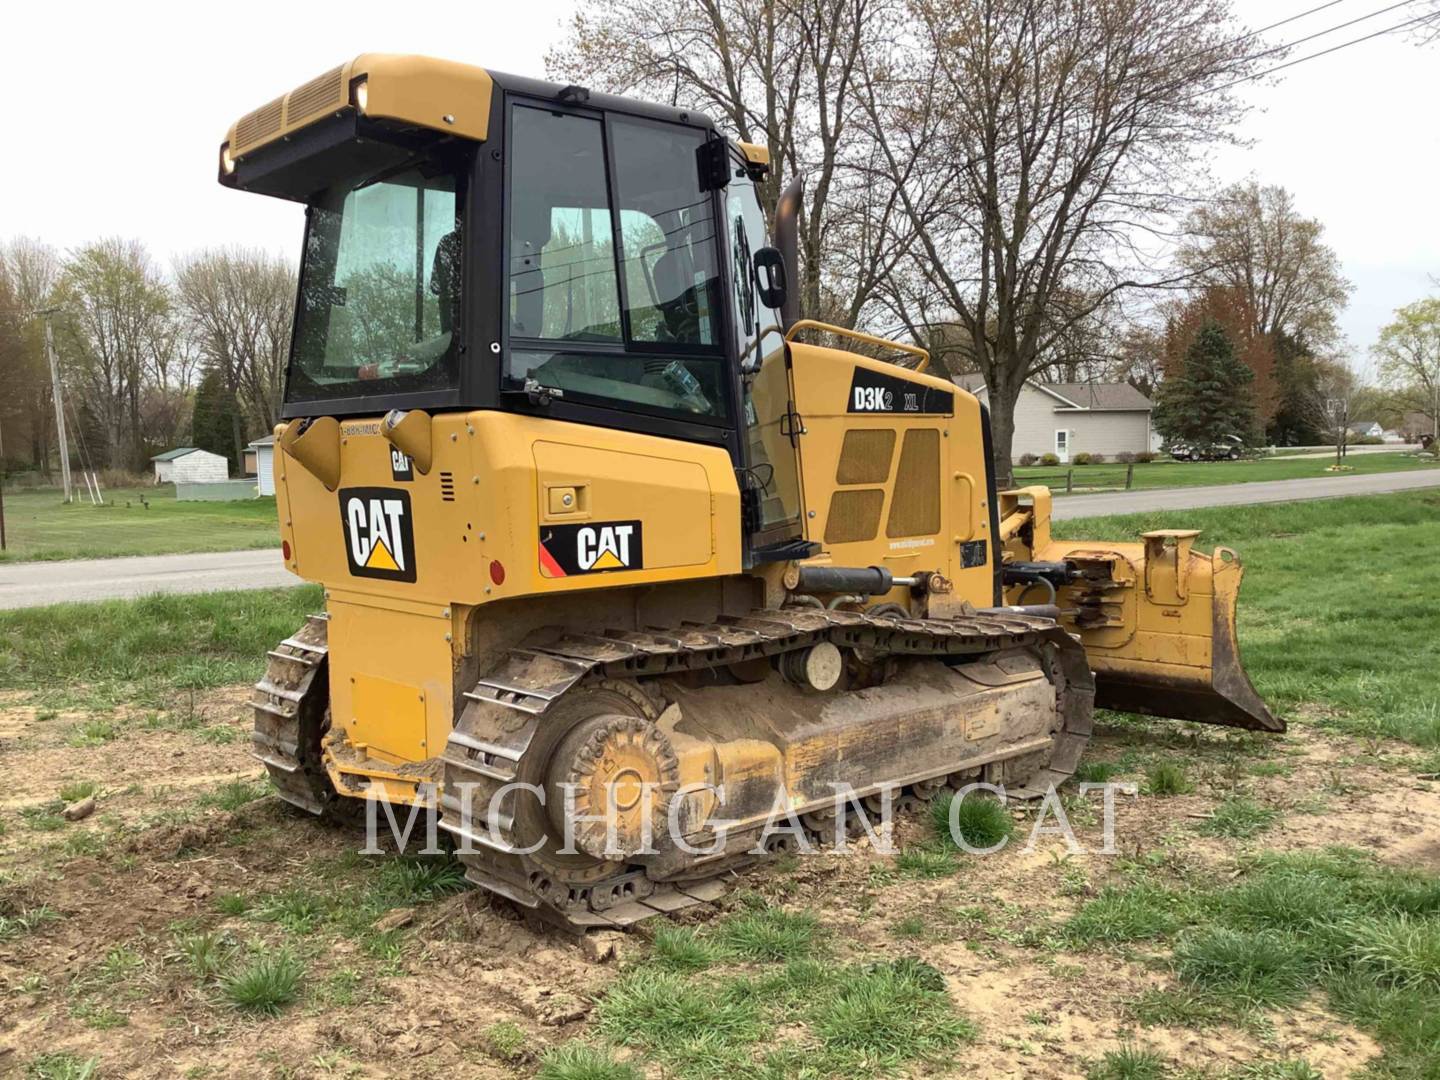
[1031,530,1281,733]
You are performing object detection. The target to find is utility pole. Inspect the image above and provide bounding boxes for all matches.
[40,308,72,503]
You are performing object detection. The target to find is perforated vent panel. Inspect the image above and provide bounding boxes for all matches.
[886,429,940,538]
[285,65,345,125]
[824,489,885,544]
[835,429,896,485]
[235,98,283,153]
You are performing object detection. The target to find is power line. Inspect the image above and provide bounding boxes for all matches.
[1214,9,1434,93]
[1244,0,1425,62]
[1242,0,1355,43]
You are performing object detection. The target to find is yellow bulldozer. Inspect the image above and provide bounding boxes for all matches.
[220,54,1279,930]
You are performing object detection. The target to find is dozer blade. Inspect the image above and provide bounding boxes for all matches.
[1031,529,1281,732]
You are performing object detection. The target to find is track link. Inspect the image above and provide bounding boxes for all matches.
[438,606,1094,929]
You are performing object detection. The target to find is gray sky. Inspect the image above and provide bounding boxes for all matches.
[2,0,1436,360]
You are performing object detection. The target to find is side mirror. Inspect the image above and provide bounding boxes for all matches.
[753,247,788,311]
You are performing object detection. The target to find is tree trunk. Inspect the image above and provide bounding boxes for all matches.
[986,380,1020,490]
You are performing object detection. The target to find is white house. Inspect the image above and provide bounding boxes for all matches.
[151,447,229,484]
[954,376,1155,463]
[246,436,277,497]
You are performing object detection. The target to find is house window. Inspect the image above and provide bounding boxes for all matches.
[1054,429,1070,463]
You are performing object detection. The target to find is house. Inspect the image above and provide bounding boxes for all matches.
[1347,420,1384,440]
[953,376,1155,463]
[246,436,277,497]
[150,447,229,484]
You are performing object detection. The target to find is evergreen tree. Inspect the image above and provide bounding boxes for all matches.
[1153,319,1258,446]
[1268,332,1326,446]
[191,369,245,472]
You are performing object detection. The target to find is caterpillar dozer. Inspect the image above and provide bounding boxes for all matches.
[220,54,1279,930]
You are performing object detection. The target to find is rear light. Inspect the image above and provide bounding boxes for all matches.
[282,540,292,561]
[489,560,506,586]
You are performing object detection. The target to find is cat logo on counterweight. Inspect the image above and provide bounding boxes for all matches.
[339,487,417,583]
[539,520,644,577]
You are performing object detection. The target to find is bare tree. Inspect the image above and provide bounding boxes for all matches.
[1372,296,1440,446]
[1179,180,1351,346]
[55,238,175,469]
[864,0,1263,483]
[0,238,63,472]
[175,248,296,462]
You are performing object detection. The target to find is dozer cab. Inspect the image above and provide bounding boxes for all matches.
[221,54,1279,930]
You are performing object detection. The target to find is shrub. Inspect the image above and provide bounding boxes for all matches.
[1135,451,1157,463]
[1040,453,1060,467]
[1072,452,1093,465]
[1018,453,1038,467]
[1089,452,1107,464]
[1115,451,1136,464]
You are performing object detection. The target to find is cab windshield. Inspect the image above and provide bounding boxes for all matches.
[288,155,467,404]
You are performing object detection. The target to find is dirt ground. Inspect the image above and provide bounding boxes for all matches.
[2,688,1437,1079]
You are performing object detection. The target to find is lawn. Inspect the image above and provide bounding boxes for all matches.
[1054,490,1440,748]
[1017,449,1439,496]
[0,485,280,562]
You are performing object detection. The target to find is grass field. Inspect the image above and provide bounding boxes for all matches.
[1017,449,1439,495]
[4,494,1439,1077]
[0,486,279,563]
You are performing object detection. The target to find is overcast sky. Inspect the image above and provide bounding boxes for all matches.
[2,0,1435,361]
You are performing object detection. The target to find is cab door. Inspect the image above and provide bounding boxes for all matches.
[726,168,803,549]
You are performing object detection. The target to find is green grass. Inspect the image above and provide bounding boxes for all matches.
[1143,762,1193,796]
[0,485,278,563]
[1086,1043,1167,1080]
[0,905,60,942]
[58,780,97,803]
[198,778,270,812]
[1055,493,1440,748]
[0,586,322,708]
[537,1043,641,1080]
[931,790,1016,851]
[712,906,821,962]
[220,945,304,1015]
[1061,849,1440,1078]
[1199,797,1279,839]
[24,1053,100,1080]
[1019,450,1438,498]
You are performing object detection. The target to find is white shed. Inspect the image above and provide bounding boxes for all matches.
[151,448,229,484]
[247,436,277,496]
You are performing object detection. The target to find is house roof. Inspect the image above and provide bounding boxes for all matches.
[151,447,200,462]
[953,376,1152,411]
[247,436,276,448]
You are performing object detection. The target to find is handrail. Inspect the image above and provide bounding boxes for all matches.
[783,319,930,373]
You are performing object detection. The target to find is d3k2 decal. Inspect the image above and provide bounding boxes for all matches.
[847,367,954,415]
[339,488,417,583]
[539,521,644,577]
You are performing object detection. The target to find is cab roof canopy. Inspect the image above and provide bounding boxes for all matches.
[220,54,719,203]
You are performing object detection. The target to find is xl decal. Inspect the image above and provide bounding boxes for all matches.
[339,487,417,583]
[539,520,644,577]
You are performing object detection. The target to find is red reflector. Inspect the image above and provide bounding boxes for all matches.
[489,560,506,586]
[282,540,292,561]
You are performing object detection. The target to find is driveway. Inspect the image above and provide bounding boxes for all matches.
[3,468,1439,609]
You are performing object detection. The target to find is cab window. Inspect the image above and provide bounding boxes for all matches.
[505,104,728,422]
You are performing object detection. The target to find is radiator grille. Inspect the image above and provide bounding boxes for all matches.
[234,97,283,153]
[439,471,456,502]
[886,428,940,538]
[824,489,884,544]
[835,429,895,485]
[285,65,345,125]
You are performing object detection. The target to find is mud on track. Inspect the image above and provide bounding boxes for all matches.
[2,688,1438,1078]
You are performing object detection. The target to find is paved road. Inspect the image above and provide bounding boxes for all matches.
[1050,464,1440,519]
[1273,443,1421,460]
[3,468,1439,608]
[0,548,293,610]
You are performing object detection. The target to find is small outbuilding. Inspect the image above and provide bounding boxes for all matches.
[246,436,277,497]
[151,447,229,485]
